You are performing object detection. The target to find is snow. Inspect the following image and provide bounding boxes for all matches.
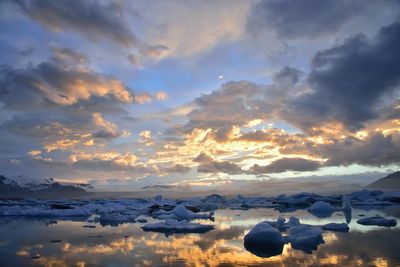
[141,220,214,234]
[357,216,397,227]
[307,201,334,218]
[244,221,285,258]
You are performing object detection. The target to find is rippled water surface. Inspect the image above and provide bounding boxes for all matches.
[0,206,399,267]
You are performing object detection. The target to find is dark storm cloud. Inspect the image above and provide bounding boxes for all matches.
[320,133,400,167]
[198,160,242,175]
[13,0,137,47]
[272,66,304,85]
[282,22,400,131]
[249,157,321,174]
[247,0,364,39]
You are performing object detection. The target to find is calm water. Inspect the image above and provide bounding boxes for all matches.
[0,206,399,267]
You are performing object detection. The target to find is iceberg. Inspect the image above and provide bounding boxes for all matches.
[341,194,352,223]
[288,225,324,253]
[141,220,214,234]
[322,223,349,232]
[357,216,397,227]
[307,201,334,218]
[244,221,285,258]
[154,204,213,221]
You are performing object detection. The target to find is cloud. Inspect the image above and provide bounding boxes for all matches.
[163,164,191,174]
[249,157,322,174]
[282,22,400,131]
[92,112,120,139]
[320,132,400,167]
[126,54,141,67]
[155,91,168,101]
[193,152,214,163]
[198,161,242,175]
[51,46,87,64]
[136,0,251,57]
[140,45,169,59]
[247,0,386,39]
[186,81,264,131]
[14,0,137,47]
[0,61,134,109]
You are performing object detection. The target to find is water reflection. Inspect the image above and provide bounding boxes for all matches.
[0,207,399,266]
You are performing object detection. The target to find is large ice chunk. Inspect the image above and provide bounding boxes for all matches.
[244,221,285,258]
[155,204,213,221]
[357,216,397,227]
[307,201,334,218]
[288,225,324,253]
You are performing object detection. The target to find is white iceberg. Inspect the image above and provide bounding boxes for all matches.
[155,204,213,221]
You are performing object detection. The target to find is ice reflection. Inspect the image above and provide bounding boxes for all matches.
[0,207,398,266]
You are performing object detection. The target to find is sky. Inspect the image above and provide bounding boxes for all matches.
[0,0,399,191]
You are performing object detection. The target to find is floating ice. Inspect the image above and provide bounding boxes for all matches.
[95,211,140,226]
[341,195,352,223]
[141,220,214,234]
[307,201,334,218]
[322,223,349,232]
[288,224,324,253]
[357,216,397,227]
[244,221,285,258]
[155,204,213,221]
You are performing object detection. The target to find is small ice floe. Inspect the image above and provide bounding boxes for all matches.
[307,201,334,218]
[288,225,324,253]
[357,216,397,227]
[244,221,286,258]
[234,196,278,209]
[141,220,214,234]
[95,211,139,227]
[0,204,91,217]
[322,223,349,232]
[154,204,213,221]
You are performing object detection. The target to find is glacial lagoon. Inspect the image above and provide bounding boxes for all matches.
[0,191,399,266]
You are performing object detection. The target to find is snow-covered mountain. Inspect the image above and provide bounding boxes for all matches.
[0,175,92,199]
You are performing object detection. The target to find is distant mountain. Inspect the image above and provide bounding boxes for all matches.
[367,171,400,189]
[0,175,91,199]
